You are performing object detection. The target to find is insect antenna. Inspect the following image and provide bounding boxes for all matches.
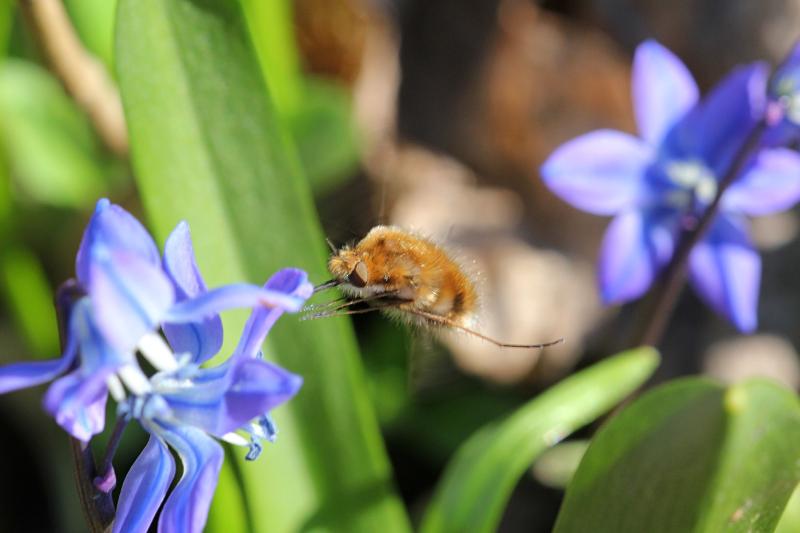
[406,308,564,349]
[325,237,338,253]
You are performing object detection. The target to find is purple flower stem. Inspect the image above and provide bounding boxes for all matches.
[55,281,115,532]
[69,438,116,532]
[94,415,128,493]
[632,120,768,347]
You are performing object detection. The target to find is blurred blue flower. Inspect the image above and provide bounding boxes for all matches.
[766,41,800,144]
[541,40,800,332]
[0,199,310,441]
[112,268,309,533]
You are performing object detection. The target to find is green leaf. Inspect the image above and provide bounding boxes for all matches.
[421,347,659,533]
[776,483,800,533]
[64,0,117,68]
[0,60,109,208]
[240,0,358,193]
[0,245,59,358]
[115,1,409,532]
[240,0,302,116]
[288,78,359,193]
[206,451,250,533]
[554,378,800,533]
[0,1,14,58]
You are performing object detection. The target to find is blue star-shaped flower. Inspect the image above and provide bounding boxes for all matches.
[541,40,800,332]
[0,198,313,533]
[0,199,309,441]
[111,268,309,533]
[765,41,800,145]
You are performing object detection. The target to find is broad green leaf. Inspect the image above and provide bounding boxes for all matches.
[421,347,659,533]
[0,60,108,208]
[555,378,800,533]
[0,143,10,230]
[288,78,359,193]
[240,0,302,116]
[0,1,13,57]
[115,1,409,532]
[241,0,358,192]
[776,484,800,533]
[206,450,249,533]
[0,245,59,357]
[64,0,117,68]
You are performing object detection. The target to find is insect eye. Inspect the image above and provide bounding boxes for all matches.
[348,261,368,288]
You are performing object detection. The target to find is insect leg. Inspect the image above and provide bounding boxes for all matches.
[302,296,411,320]
[404,308,565,349]
[302,296,348,312]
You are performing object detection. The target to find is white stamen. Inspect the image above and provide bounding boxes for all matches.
[118,364,153,396]
[666,160,703,188]
[665,159,718,206]
[695,175,718,204]
[106,375,126,402]
[137,332,179,372]
[220,432,250,447]
[787,94,800,124]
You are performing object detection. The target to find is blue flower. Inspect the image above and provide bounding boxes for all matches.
[111,268,309,533]
[541,40,800,332]
[110,353,301,533]
[0,198,313,532]
[0,199,310,441]
[765,41,800,145]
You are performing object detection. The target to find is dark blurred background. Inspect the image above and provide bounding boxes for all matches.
[2,0,800,531]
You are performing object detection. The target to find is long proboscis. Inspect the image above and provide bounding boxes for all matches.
[313,279,342,293]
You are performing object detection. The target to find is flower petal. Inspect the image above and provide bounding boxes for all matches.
[158,425,223,533]
[667,63,768,174]
[89,247,175,352]
[41,298,131,440]
[768,40,800,127]
[76,199,160,287]
[164,281,310,324]
[161,358,302,437]
[42,369,109,442]
[633,40,699,145]
[599,208,678,304]
[113,435,175,533]
[689,215,760,332]
[771,40,800,93]
[71,297,131,369]
[0,343,76,394]
[761,119,799,148]
[541,130,651,215]
[724,148,800,215]
[162,221,222,364]
[163,221,208,298]
[262,268,314,297]
[233,269,313,360]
